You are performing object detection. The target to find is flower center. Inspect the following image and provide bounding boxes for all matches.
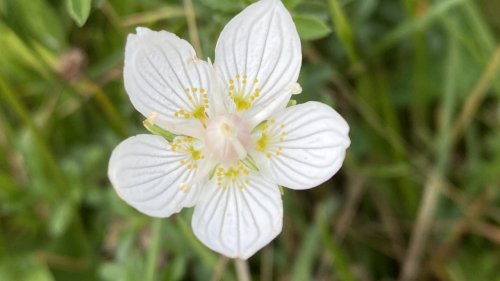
[204,114,252,164]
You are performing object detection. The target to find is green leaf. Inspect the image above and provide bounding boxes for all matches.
[66,0,91,27]
[200,0,245,13]
[5,0,66,50]
[283,0,302,10]
[293,14,332,41]
[0,255,55,281]
[49,201,74,237]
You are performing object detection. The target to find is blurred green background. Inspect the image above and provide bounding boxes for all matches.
[1,0,499,280]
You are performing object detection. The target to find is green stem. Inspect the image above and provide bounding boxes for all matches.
[146,219,162,281]
[235,259,251,281]
[326,0,359,64]
[176,216,218,269]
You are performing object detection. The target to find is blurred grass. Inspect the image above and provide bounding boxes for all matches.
[1,0,500,280]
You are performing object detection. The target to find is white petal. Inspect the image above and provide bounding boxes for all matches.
[214,0,301,125]
[124,27,212,137]
[192,170,282,259]
[251,102,350,190]
[108,134,207,217]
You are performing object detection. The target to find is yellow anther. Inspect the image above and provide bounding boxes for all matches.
[193,106,206,119]
[216,164,250,189]
[146,111,158,124]
[173,136,203,172]
[189,147,202,160]
[256,133,268,152]
[234,96,252,111]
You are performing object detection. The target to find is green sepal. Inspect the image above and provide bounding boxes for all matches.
[241,154,259,172]
[143,119,177,142]
[208,165,217,180]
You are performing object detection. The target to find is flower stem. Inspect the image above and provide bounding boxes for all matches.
[235,258,251,281]
[145,219,162,281]
[183,0,202,56]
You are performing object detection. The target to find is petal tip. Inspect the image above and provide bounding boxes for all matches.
[135,26,153,35]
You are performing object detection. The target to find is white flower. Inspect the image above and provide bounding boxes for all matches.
[108,0,350,259]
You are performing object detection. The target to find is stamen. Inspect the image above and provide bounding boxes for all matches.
[174,86,209,126]
[171,136,204,170]
[216,163,250,189]
[254,119,286,159]
[228,74,261,112]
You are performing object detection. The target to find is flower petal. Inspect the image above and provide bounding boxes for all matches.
[214,0,301,126]
[108,134,208,217]
[192,170,282,259]
[251,102,350,190]
[124,27,212,137]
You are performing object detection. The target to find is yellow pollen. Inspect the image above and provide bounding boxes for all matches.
[189,147,202,160]
[193,106,206,119]
[172,136,203,172]
[216,164,250,189]
[256,133,269,152]
[254,119,287,159]
[234,95,252,111]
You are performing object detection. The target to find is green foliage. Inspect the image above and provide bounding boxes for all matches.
[1,0,500,280]
[293,14,332,41]
[66,0,92,27]
[199,0,246,12]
